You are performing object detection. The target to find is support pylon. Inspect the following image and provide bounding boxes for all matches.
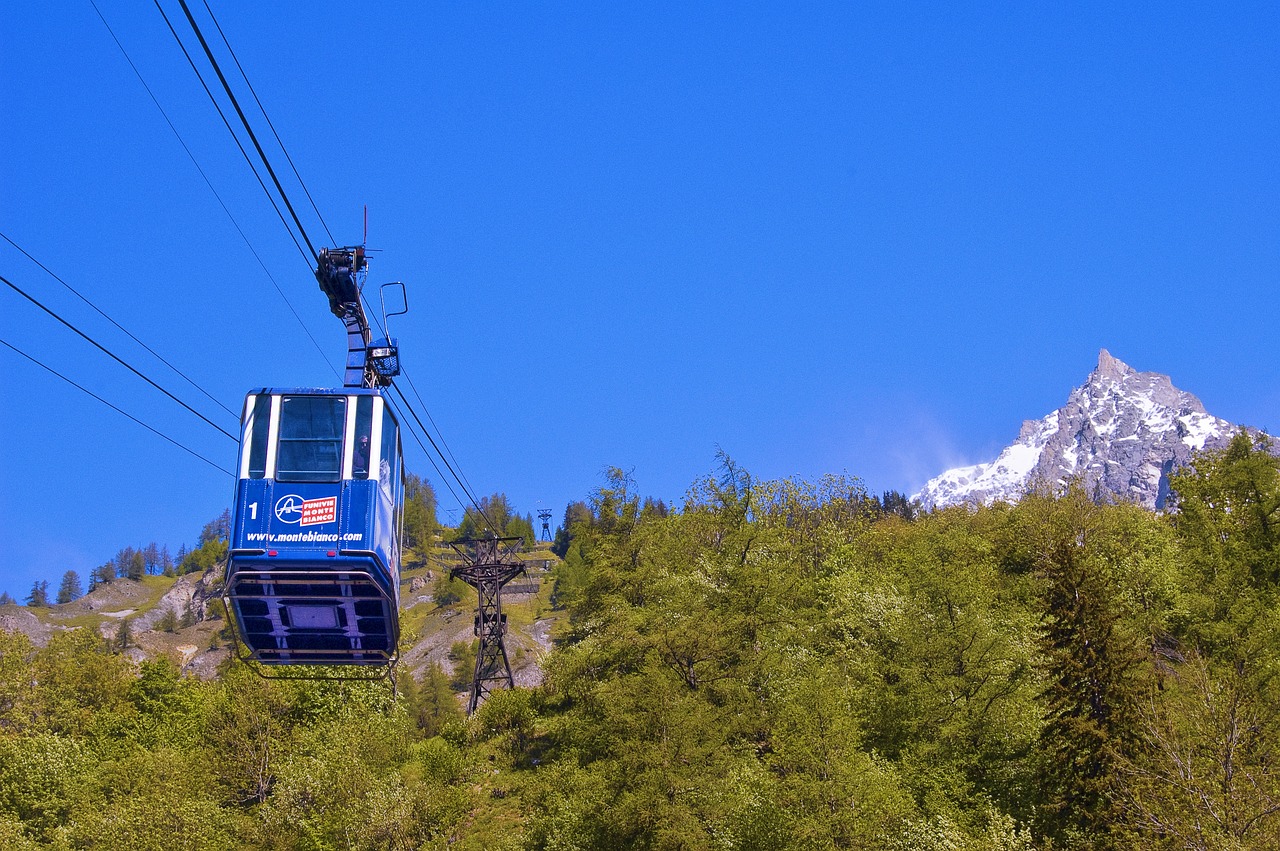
[538,509,553,542]
[447,536,526,714]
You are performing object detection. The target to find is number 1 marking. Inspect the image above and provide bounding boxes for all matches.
[249,502,258,520]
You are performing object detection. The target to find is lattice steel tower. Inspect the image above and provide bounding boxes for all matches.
[448,536,526,714]
[538,509,553,542]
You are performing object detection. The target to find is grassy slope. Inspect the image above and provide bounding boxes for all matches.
[6,544,565,696]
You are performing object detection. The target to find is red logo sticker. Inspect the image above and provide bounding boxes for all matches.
[300,496,337,526]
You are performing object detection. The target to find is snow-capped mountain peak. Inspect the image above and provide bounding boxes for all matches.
[913,350,1240,510]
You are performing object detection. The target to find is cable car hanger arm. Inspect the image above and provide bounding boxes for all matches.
[314,246,400,389]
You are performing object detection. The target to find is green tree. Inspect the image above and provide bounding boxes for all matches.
[454,492,516,541]
[824,505,1044,826]
[180,598,200,628]
[506,512,537,549]
[156,606,179,634]
[257,710,439,849]
[0,630,35,727]
[402,473,439,552]
[0,732,89,842]
[114,618,133,653]
[1119,650,1280,849]
[0,813,41,851]
[24,581,49,607]
[29,628,132,736]
[401,663,463,737]
[205,667,293,806]
[534,463,927,848]
[432,573,464,607]
[94,560,116,585]
[112,547,134,581]
[472,687,537,765]
[181,519,229,575]
[550,500,592,558]
[56,570,82,604]
[1117,432,1280,847]
[1170,430,1280,660]
[448,641,477,692]
[1012,489,1161,848]
[143,542,160,575]
[65,790,231,851]
[873,489,920,520]
[199,510,231,546]
[124,552,143,581]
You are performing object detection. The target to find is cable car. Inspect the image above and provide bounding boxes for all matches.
[224,247,405,667]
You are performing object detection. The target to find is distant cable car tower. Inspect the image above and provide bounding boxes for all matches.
[538,509,553,542]
[448,536,526,714]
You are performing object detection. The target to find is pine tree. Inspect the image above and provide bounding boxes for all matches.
[551,500,592,558]
[505,512,537,549]
[180,598,200,628]
[127,551,145,581]
[449,640,478,691]
[143,542,160,575]
[198,510,231,547]
[0,591,15,605]
[398,664,464,737]
[55,571,82,604]
[156,606,179,633]
[26,580,50,607]
[114,618,133,652]
[1021,491,1147,847]
[403,474,440,550]
[114,547,134,578]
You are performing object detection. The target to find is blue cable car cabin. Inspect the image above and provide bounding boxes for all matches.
[226,387,403,665]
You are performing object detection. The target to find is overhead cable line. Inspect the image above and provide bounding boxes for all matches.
[400,369,486,512]
[1,230,237,420]
[173,0,319,261]
[390,383,499,534]
[91,0,340,381]
[200,0,336,248]
[355,270,500,532]
[358,292,491,528]
[158,2,500,535]
[349,284,497,531]
[0,272,237,442]
[0,337,233,477]
[388,384,485,511]
[151,0,314,271]
[384,395,475,524]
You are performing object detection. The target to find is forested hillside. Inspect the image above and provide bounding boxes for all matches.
[2,432,1278,849]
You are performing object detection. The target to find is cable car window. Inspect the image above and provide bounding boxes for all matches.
[379,407,399,500]
[277,396,345,483]
[246,394,272,479]
[353,395,374,479]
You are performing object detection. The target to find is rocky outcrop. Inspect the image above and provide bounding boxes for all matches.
[915,350,1249,510]
[0,606,58,646]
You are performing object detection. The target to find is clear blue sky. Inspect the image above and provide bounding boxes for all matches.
[2,1,1277,599]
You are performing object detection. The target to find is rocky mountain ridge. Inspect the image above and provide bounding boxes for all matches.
[914,349,1250,511]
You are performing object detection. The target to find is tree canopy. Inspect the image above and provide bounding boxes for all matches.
[2,440,1279,849]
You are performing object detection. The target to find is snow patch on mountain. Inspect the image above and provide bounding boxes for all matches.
[914,350,1244,511]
